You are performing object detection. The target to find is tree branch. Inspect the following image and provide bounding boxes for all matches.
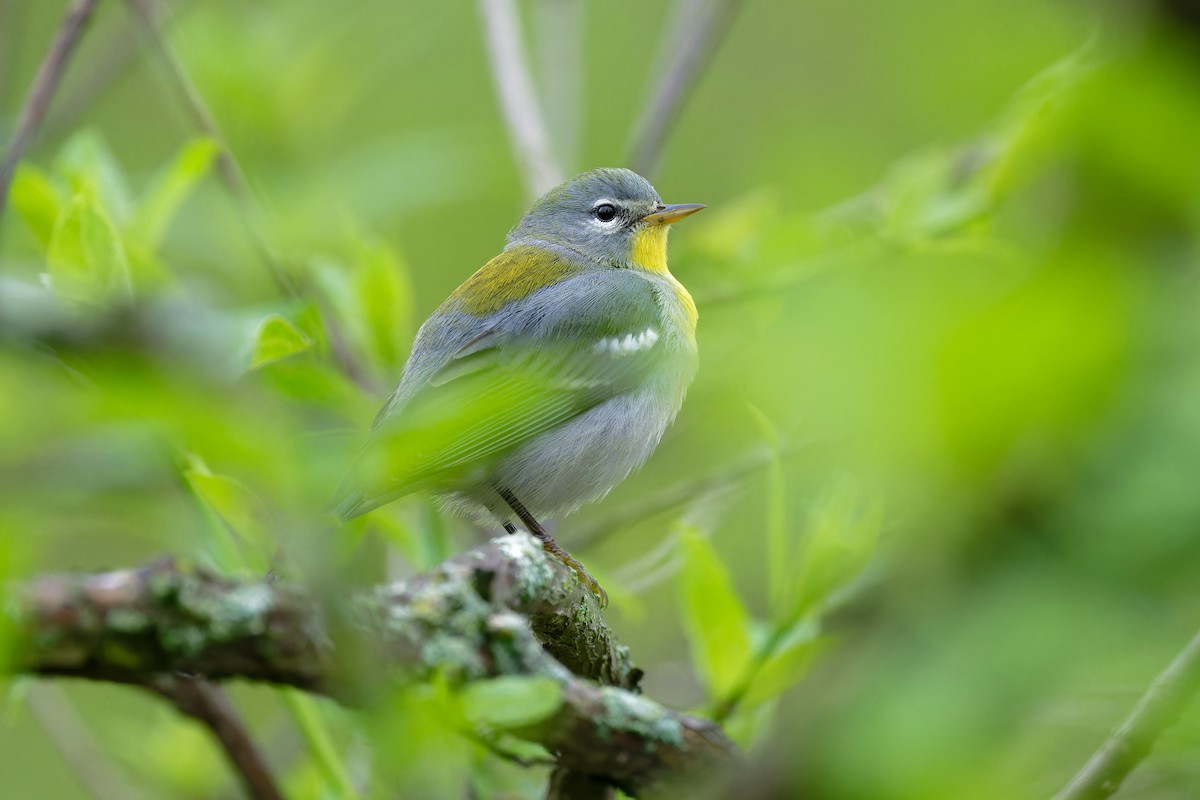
[0,0,102,227]
[476,0,564,198]
[11,534,734,797]
[1053,627,1200,800]
[153,677,285,800]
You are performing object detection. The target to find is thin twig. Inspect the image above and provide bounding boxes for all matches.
[123,0,291,293]
[573,442,797,550]
[476,0,563,198]
[27,683,150,800]
[0,0,102,226]
[626,0,745,178]
[1054,627,1200,800]
[154,677,286,800]
[45,0,192,138]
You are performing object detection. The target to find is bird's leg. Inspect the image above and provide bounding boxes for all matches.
[496,486,608,607]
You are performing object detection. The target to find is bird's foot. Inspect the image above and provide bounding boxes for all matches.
[533,535,608,608]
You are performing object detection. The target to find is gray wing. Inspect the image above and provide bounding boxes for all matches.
[336,270,667,519]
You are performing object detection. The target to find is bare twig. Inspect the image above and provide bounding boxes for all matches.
[626,0,744,178]
[12,535,735,796]
[572,443,781,550]
[27,683,150,800]
[1054,627,1200,800]
[476,0,564,198]
[154,678,286,800]
[0,0,102,226]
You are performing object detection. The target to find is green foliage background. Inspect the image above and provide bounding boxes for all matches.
[3,1,1200,797]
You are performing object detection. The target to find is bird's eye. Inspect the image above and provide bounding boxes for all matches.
[593,203,617,222]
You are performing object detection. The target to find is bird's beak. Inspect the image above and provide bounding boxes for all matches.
[641,203,706,226]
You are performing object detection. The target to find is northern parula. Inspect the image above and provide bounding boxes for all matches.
[335,168,704,603]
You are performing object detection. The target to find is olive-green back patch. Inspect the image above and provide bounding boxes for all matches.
[449,245,582,315]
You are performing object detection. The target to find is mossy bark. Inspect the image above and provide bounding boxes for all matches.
[10,533,735,797]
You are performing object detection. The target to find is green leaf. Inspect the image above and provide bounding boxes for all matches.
[294,303,330,354]
[182,455,270,572]
[249,313,312,369]
[461,676,563,729]
[9,164,62,248]
[741,623,825,709]
[791,474,881,621]
[352,237,412,370]
[281,690,358,798]
[679,526,754,700]
[46,188,132,306]
[54,130,133,223]
[747,406,792,617]
[129,138,220,251]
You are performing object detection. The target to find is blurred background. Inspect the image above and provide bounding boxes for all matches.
[3,0,1200,797]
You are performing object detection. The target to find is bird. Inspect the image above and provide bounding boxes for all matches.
[334,168,704,604]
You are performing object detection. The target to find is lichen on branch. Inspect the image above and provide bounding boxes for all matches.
[9,532,736,797]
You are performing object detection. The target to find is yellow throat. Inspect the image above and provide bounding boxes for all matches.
[631,224,698,333]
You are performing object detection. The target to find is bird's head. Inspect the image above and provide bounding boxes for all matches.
[509,168,705,273]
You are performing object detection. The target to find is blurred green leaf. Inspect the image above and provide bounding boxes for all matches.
[461,677,563,729]
[295,303,330,355]
[352,236,412,371]
[250,313,313,369]
[46,187,132,306]
[182,454,271,571]
[986,40,1096,200]
[748,406,792,617]
[741,622,824,709]
[679,526,754,700]
[878,149,991,242]
[54,130,133,223]
[9,164,62,249]
[791,475,881,621]
[282,689,358,799]
[129,137,221,252]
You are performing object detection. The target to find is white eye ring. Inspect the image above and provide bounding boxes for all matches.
[592,200,618,224]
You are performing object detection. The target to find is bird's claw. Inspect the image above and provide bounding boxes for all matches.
[541,542,608,608]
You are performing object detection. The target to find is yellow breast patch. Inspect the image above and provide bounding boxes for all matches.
[449,245,580,315]
[669,275,699,333]
[632,224,669,273]
[632,225,698,333]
